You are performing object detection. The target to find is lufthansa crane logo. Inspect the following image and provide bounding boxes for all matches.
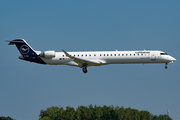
[20,45,29,54]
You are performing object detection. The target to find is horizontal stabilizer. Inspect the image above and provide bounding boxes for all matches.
[6,40,24,45]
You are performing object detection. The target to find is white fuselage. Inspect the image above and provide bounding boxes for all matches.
[8,39,176,73]
[40,50,176,67]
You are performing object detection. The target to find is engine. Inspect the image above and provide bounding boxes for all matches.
[39,50,55,58]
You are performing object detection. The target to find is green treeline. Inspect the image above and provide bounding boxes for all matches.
[0,116,15,120]
[39,105,172,120]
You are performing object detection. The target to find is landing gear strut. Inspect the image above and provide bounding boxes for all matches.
[165,63,168,69]
[82,66,88,73]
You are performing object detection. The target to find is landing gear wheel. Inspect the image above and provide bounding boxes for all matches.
[165,63,168,69]
[82,67,88,73]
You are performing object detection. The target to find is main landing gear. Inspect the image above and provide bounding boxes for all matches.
[165,63,168,69]
[82,66,88,73]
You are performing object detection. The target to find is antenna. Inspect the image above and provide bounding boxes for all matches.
[167,110,169,116]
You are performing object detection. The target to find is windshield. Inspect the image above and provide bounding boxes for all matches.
[160,53,168,55]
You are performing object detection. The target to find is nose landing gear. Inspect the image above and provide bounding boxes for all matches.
[165,63,168,69]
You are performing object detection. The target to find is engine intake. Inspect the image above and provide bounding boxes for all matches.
[40,50,55,58]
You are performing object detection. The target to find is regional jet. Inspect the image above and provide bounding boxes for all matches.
[7,39,176,73]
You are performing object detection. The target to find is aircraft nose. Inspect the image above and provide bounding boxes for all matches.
[172,57,176,62]
[169,56,176,62]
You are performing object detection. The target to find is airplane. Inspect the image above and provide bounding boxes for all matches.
[7,39,176,73]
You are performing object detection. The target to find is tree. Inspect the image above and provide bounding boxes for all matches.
[39,116,51,120]
[0,116,15,120]
[39,105,173,120]
[157,114,173,120]
[62,106,76,120]
[77,106,92,119]
[39,106,64,120]
[151,115,158,120]
[139,110,151,120]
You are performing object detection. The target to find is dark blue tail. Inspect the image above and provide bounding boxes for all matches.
[8,39,38,57]
[8,39,46,64]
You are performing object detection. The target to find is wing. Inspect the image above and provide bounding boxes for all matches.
[62,49,104,67]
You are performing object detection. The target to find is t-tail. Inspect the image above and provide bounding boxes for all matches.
[7,39,46,64]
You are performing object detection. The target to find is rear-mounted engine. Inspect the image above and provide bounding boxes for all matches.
[39,50,55,58]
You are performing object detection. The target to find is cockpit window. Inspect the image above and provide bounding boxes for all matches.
[160,53,168,55]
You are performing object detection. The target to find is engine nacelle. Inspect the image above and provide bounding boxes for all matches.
[40,50,55,58]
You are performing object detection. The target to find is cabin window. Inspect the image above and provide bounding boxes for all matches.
[126,54,128,56]
[111,54,112,56]
[81,54,83,57]
[130,54,131,56]
[74,55,75,57]
[94,54,96,56]
[141,54,143,56]
[104,54,106,56]
[122,54,124,56]
[78,55,79,57]
[63,55,64,57]
[85,54,87,56]
[118,54,120,56]
[107,54,109,56]
[138,54,139,56]
[89,54,91,56]
[114,54,116,56]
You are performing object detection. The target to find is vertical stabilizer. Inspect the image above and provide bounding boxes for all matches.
[8,39,38,58]
[7,39,46,64]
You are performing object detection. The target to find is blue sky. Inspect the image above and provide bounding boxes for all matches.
[0,1,180,120]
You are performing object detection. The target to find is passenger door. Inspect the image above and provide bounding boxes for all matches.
[151,52,156,61]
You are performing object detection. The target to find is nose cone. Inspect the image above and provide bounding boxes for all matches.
[172,57,176,62]
[168,56,176,63]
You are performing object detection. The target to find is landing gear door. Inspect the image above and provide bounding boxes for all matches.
[151,52,156,61]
